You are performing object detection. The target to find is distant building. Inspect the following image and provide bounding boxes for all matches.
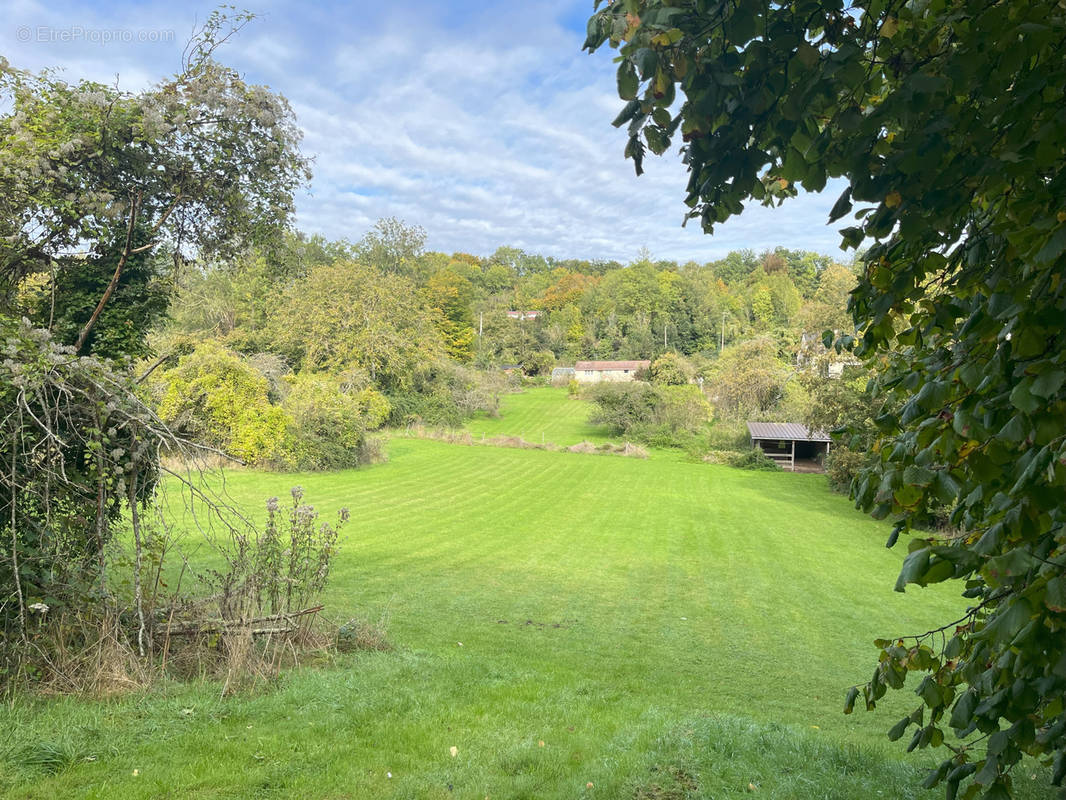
[574,360,650,384]
[797,331,860,379]
[746,422,832,472]
[506,310,542,321]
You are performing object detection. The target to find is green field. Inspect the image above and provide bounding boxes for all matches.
[465,386,612,446]
[1,391,1048,798]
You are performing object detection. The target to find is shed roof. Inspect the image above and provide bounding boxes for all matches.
[746,422,832,442]
[574,360,650,371]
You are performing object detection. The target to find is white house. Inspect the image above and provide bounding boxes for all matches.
[573,360,650,384]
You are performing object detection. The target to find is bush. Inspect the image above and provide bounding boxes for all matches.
[521,349,556,377]
[387,362,515,427]
[705,447,781,471]
[649,352,695,385]
[156,342,392,471]
[279,374,390,470]
[587,381,660,431]
[588,382,711,447]
[706,419,749,450]
[156,341,290,466]
[823,446,868,492]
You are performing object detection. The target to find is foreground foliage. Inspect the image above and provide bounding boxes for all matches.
[586,0,1066,796]
[0,321,170,676]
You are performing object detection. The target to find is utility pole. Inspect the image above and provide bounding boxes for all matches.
[479,311,483,337]
[720,313,726,352]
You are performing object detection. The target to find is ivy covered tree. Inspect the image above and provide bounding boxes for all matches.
[0,9,310,356]
[586,1,1066,797]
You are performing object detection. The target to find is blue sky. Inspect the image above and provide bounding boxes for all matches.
[2,0,850,262]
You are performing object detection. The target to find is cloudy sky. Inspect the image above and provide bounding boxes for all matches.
[3,0,850,263]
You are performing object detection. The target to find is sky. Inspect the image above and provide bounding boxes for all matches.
[2,0,851,263]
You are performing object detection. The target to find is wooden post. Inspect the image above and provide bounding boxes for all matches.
[791,439,796,472]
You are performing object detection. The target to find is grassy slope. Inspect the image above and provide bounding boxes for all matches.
[1,391,1052,798]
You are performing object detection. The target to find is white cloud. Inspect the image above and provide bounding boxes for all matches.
[1,0,851,263]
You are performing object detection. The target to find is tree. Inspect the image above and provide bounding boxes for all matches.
[586,1,1066,796]
[355,217,427,278]
[270,261,444,390]
[0,14,310,354]
[707,337,788,418]
[650,352,694,386]
[798,263,858,337]
[424,268,476,362]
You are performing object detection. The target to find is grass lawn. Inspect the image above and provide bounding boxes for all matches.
[1,392,1054,798]
[464,387,612,446]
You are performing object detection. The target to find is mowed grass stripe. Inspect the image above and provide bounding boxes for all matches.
[8,421,1034,798]
[466,387,611,446]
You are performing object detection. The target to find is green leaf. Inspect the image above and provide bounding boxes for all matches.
[612,100,641,128]
[633,48,658,79]
[651,107,671,127]
[903,465,935,487]
[896,547,931,592]
[644,126,669,155]
[828,187,853,222]
[1030,369,1065,398]
[1045,576,1066,613]
[888,715,911,741]
[1035,224,1066,264]
[618,61,639,100]
[949,691,977,730]
[997,414,1027,443]
[1009,379,1042,414]
[844,686,859,714]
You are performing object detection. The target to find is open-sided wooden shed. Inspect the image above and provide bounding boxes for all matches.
[746,422,832,472]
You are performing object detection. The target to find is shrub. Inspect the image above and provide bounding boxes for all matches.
[823,446,868,492]
[649,352,695,385]
[387,363,514,427]
[156,341,290,466]
[655,384,712,432]
[280,374,389,470]
[729,448,781,471]
[706,419,749,450]
[521,349,556,377]
[587,381,660,431]
[588,382,711,447]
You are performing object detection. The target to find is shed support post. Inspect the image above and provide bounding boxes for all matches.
[791,439,796,472]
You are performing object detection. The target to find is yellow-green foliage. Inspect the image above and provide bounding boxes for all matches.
[655,383,712,431]
[156,341,289,466]
[280,373,390,470]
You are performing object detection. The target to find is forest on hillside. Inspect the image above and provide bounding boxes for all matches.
[17,213,866,474]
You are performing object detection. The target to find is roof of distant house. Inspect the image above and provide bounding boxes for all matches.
[746,422,832,442]
[574,360,651,371]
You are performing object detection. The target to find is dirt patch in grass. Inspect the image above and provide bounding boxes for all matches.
[633,765,699,799]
